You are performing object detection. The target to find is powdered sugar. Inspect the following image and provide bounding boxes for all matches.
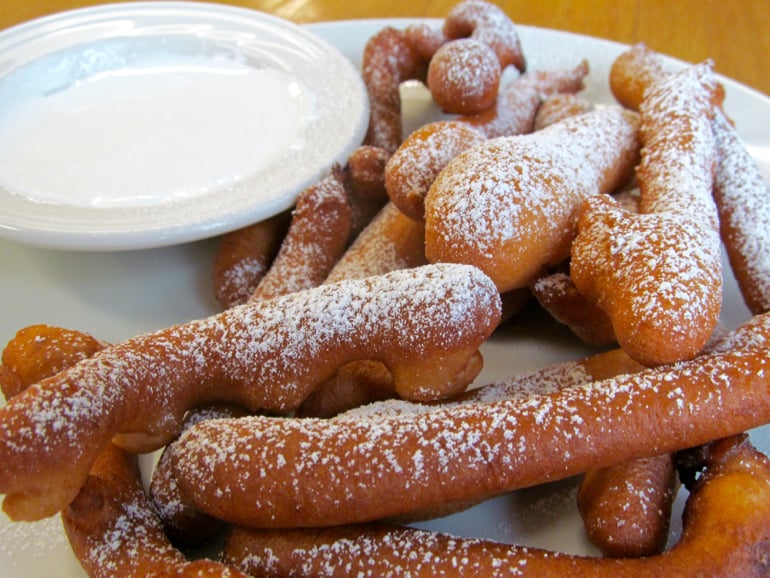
[251,169,349,299]
[638,62,720,228]
[0,264,500,519]
[174,327,770,528]
[425,107,639,292]
[712,108,770,314]
[571,62,723,365]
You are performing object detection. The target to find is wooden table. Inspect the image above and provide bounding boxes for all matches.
[3,0,769,97]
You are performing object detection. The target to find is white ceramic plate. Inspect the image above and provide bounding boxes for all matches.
[0,2,368,251]
[1,17,769,578]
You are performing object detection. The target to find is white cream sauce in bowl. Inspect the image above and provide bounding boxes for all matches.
[0,2,369,250]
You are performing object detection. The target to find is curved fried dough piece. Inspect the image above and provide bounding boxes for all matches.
[218,435,770,577]
[308,335,642,424]
[613,44,770,315]
[712,108,770,314]
[385,121,487,221]
[345,145,390,201]
[172,312,770,529]
[0,325,242,553]
[458,61,588,138]
[534,92,592,131]
[609,43,669,111]
[523,98,613,345]
[443,0,526,74]
[571,196,721,366]
[0,325,242,577]
[578,454,677,558]
[325,201,428,284]
[572,63,722,366]
[343,145,391,237]
[403,22,448,61]
[150,404,248,549]
[575,305,770,558]
[0,324,105,399]
[609,42,725,114]
[386,62,591,224]
[530,272,616,346]
[300,203,430,418]
[427,0,528,115]
[296,360,395,419]
[425,107,640,293]
[636,63,719,225]
[63,444,248,578]
[362,27,431,154]
[249,167,351,301]
[212,210,291,309]
[460,60,589,139]
[0,263,501,522]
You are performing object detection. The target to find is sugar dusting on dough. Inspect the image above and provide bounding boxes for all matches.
[253,170,349,298]
[219,257,267,306]
[0,263,500,515]
[426,107,638,287]
[386,121,485,216]
[78,485,185,576]
[638,62,719,227]
[236,526,561,577]
[174,342,768,528]
[571,62,723,363]
[712,108,770,313]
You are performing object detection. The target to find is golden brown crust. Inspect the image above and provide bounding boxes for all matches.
[63,444,248,578]
[301,202,431,417]
[150,404,248,549]
[609,43,669,111]
[1,324,243,576]
[0,264,501,521]
[385,121,486,221]
[0,324,105,399]
[172,313,770,529]
[530,271,616,346]
[425,107,640,293]
[427,38,501,115]
[296,360,395,418]
[221,436,770,577]
[534,92,593,131]
[578,453,678,558]
[712,108,770,315]
[250,167,352,301]
[571,63,722,366]
[461,60,589,139]
[443,0,526,74]
[611,44,770,317]
[212,211,291,309]
[325,202,428,284]
[361,27,430,154]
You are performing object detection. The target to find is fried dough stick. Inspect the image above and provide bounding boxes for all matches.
[63,444,248,578]
[0,264,501,522]
[173,313,770,529]
[610,43,770,315]
[0,325,245,577]
[572,62,722,366]
[222,435,770,577]
[212,211,291,309]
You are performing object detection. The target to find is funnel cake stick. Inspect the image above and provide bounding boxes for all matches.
[219,435,770,577]
[173,313,770,529]
[0,263,501,522]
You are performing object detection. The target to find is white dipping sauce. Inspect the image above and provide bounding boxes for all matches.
[0,59,306,207]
